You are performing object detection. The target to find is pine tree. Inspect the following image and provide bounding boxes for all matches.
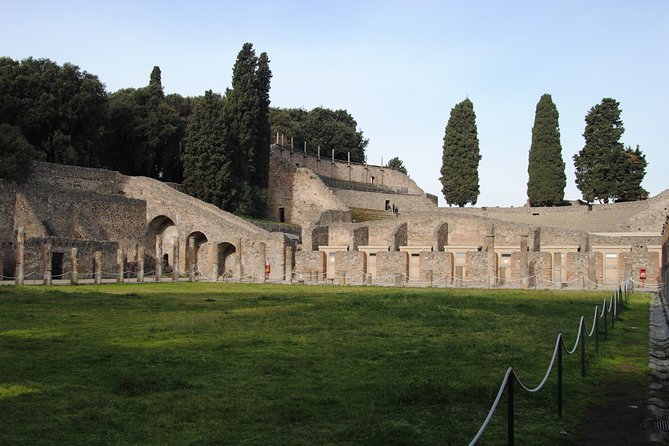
[181,90,233,209]
[574,98,627,203]
[527,94,566,206]
[440,98,481,207]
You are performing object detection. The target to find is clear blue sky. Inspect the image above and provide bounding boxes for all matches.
[3,0,667,206]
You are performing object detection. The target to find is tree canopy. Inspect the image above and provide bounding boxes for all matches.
[269,107,368,162]
[573,98,647,203]
[527,94,566,206]
[0,123,34,183]
[386,156,408,175]
[106,68,182,181]
[181,90,233,209]
[440,98,481,207]
[0,57,108,166]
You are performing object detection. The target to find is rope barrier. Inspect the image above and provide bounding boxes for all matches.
[514,336,561,394]
[467,277,633,445]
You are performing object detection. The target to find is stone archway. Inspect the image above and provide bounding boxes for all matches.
[217,242,238,280]
[186,231,208,279]
[147,215,176,274]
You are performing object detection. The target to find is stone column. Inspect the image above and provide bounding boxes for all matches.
[155,234,163,282]
[259,242,267,283]
[42,241,52,286]
[137,246,144,283]
[94,251,102,285]
[15,227,25,285]
[285,245,293,283]
[188,236,196,281]
[172,238,180,282]
[210,243,218,282]
[238,238,244,282]
[520,234,529,288]
[486,232,496,287]
[117,249,124,283]
[70,247,78,285]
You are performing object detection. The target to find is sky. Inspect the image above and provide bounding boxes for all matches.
[2,0,667,207]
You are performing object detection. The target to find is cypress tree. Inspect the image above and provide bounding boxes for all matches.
[252,52,272,210]
[219,43,274,216]
[527,94,566,206]
[573,98,626,203]
[440,98,481,207]
[181,90,233,209]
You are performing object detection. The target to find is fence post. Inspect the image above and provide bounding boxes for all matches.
[558,335,563,418]
[580,319,586,377]
[507,373,515,446]
[595,308,599,352]
[604,303,608,339]
[611,295,616,328]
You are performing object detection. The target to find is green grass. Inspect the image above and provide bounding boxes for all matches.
[0,283,649,445]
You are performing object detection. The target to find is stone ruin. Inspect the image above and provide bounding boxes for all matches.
[1,147,668,290]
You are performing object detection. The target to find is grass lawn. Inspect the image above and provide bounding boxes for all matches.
[0,283,649,445]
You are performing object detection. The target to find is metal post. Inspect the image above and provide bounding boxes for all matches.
[604,305,608,339]
[580,319,586,377]
[507,373,515,446]
[557,337,563,418]
[595,308,599,352]
[611,296,616,328]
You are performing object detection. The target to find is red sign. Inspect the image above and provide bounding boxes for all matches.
[640,268,647,280]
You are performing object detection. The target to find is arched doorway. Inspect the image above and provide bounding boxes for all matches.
[147,215,177,273]
[217,242,237,280]
[186,231,208,279]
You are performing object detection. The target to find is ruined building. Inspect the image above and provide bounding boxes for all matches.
[1,145,667,290]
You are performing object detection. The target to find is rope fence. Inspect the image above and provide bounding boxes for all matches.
[467,278,634,446]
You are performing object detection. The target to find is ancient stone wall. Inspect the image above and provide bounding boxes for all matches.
[375,251,408,285]
[335,251,366,285]
[24,237,118,280]
[273,145,425,194]
[294,251,324,283]
[268,151,349,227]
[331,188,436,212]
[419,252,451,285]
[17,185,146,253]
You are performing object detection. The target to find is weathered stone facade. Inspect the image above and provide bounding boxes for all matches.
[2,162,293,284]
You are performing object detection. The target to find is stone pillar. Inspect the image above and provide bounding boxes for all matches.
[485,230,496,287]
[188,236,196,281]
[117,249,124,283]
[259,242,267,283]
[210,243,218,282]
[520,234,529,288]
[155,235,163,282]
[137,246,144,283]
[172,238,180,282]
[238,238,244,282]
[42,241,52,286]
[285,245,293,283]
[70,247,78,285]
[94,251,102,285]
[15,227,25,285]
